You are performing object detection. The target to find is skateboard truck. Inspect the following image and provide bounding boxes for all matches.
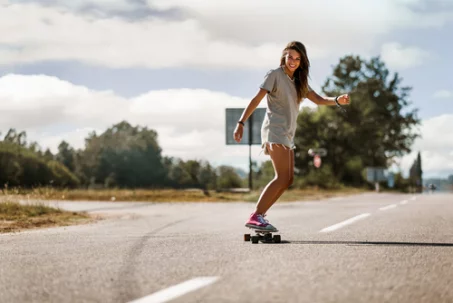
[244,229,281,244]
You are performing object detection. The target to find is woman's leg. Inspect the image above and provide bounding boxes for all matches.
[260,148,294,215]
[254,144,294,215]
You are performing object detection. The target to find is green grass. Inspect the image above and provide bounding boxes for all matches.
[0,200,92,233]
[1,186,367,203]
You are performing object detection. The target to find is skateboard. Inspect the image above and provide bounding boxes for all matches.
[244,228,281,244]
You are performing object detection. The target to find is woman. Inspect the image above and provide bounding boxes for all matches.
[233,41,350,232]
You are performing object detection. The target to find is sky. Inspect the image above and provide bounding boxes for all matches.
[0,0,452,179]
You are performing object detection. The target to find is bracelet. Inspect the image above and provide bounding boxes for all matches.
[238,121,244,126]
[334,96,339,105]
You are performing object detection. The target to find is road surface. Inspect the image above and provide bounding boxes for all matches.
[1,192,452,303]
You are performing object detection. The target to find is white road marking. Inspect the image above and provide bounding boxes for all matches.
[400,200,408,205]
[410,196,417,201]
[320,213,371,233]
[129,277,219,303]
[379,204,397,211]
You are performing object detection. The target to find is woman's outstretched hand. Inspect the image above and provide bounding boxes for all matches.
[337,94,350,105]
[233,123,243,143]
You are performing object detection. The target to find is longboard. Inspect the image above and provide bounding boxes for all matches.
[244,228,281,244]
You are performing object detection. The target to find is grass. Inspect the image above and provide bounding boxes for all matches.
[1,186,367,203]
[0,200,92,233]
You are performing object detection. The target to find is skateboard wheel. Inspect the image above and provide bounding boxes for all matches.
[273,235,281,243]
[251,236,259,244]
[244,234,251,241]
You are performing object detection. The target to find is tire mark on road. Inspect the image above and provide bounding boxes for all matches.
[115,217,194,302]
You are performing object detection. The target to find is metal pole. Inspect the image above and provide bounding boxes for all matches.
[248,114,253,191]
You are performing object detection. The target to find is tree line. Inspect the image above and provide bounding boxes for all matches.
[0,123,246,190]
[0,55,424,191]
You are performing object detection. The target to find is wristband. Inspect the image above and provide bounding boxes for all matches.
[238,121,245,126]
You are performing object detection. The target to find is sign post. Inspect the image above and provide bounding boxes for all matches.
[308,148,327,168]
[366,167,387,192]
[225,108,266,190]
[314,155,321,168]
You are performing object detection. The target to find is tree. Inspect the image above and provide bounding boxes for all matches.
[198,161,217,191]
[3,129,27,146]
[77,121,167,188]
[216,165,244,189]
[56,141,76,172]
[43,149,55,162]
[409,151,423,193]
[294,55,420,186]
[0,141,79,188]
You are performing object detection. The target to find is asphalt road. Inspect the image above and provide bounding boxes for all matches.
[1,192,452,303]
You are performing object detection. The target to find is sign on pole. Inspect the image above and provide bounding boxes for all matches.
[366,167,387,192]
[314,155,321,168]
[387,172,395,188]
[308,148,327,169]
[225,108,266,145]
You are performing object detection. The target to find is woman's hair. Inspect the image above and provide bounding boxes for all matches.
[280,41,310,102]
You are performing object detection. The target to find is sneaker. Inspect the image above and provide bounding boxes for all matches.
[262,214,278,231]
[245,212,278,232]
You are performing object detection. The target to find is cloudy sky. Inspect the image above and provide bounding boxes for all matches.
[0,0,452,178]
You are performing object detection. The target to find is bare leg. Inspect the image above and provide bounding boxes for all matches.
[261,149,294,215]
[254,144,294,215]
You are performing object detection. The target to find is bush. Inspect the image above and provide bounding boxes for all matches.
[294,164,342,189]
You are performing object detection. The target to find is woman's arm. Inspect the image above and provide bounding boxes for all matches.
[233,88,268,143]
[306,90,350,106]
[237,88,268,123]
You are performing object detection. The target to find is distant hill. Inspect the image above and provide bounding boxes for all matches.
[234,167,248,179]
[424,175,453,191]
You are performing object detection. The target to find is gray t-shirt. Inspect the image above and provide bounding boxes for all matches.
[259,66,311,151]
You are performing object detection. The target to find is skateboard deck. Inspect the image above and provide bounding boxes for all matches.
[244,228,281,244]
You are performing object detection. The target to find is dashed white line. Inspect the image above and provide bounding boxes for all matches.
[320,213,371,233]
[128,277,219,303]
[379,204,397,211]
[400,200,408,205]
[410,196,417,201]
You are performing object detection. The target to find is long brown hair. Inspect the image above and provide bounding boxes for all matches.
[280,41,310,102]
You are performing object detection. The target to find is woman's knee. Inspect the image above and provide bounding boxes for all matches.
[274,174,292,189]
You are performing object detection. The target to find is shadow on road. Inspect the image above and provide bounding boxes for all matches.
[279,240,453,247]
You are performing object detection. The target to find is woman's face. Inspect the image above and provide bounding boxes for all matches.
[285,49,301,73]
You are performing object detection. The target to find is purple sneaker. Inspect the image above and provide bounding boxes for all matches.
[245,213,277,232]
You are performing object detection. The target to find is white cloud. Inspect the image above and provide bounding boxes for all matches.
[0,1,452,69]
[0,73,273,169]
[400,114,453,178]
[380,42,431,70]
[433,90,453,99]
[0,74,129,129]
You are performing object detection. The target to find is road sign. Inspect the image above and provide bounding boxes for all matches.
[308,148,327,157]
[387,172,395,188]
[366,167,387,193]
[366,167,387,183]
[225,108,266,145]
[314,155,321,168]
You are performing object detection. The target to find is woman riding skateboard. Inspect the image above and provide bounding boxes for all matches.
[233,41,350,232]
